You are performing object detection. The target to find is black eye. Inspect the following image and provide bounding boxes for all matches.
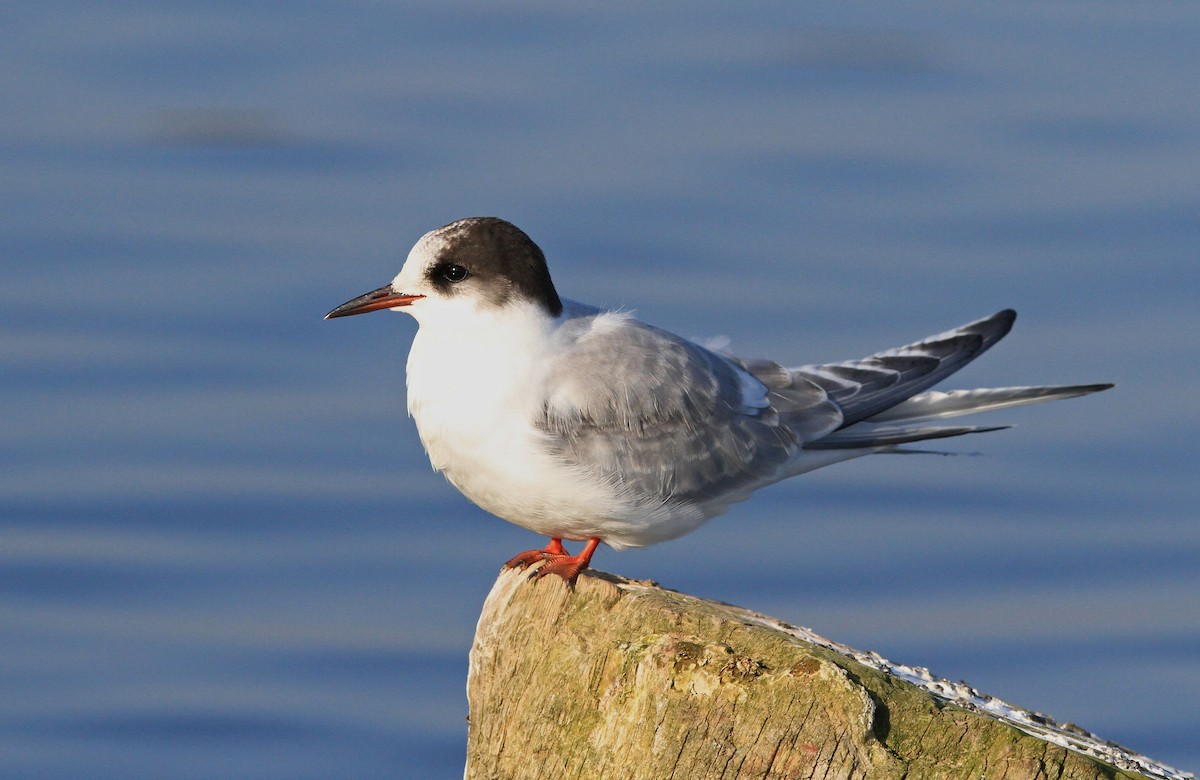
[441,264,469,283]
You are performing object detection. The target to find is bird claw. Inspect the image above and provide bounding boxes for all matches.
[529,555,590,584]
[503,538,568,570]
[502,537,600,586]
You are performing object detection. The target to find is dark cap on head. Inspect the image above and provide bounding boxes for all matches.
[427,217,563,316]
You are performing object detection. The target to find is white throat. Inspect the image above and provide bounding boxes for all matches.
[404,300,557,464]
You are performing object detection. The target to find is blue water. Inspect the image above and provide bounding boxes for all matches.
[3,3,1198,777]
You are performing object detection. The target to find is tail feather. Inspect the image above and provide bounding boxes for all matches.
[805,423,1011,450]
[867,383,1114,424]
[803,383,1112,451]
[745,308,1112,454]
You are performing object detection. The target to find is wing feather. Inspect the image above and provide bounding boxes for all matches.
[796,309,1016,427]
[539,316,808,508]
[538,308,1109,502]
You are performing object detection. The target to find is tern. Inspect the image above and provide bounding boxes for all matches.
[327,217,1111,582]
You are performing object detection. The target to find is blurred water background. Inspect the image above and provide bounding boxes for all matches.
[2,3,1198,777]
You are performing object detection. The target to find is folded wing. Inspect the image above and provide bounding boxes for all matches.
[538,308,1111,508]
[539,315,834,508]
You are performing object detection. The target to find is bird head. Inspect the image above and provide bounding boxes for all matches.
[324,217,562,324]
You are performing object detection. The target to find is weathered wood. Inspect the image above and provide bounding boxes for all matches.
[466,568,1172,780]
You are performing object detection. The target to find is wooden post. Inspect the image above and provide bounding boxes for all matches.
[465,569,1174,780]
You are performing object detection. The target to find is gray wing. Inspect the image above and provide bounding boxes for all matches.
[538,308,1107,500]
[712,311,1017,452]
[538,316,836,508]
[788,309,1111,450]
[795,309,1017,429]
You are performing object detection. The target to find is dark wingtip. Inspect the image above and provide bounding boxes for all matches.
[957,308,1017,352]
[990,308,1017,336]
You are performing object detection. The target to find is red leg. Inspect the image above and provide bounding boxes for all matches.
[502,537,601,585]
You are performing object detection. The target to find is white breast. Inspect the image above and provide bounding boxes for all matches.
[404,301,634,540]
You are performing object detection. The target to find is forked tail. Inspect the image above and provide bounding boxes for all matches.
[790,310,1112,450]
